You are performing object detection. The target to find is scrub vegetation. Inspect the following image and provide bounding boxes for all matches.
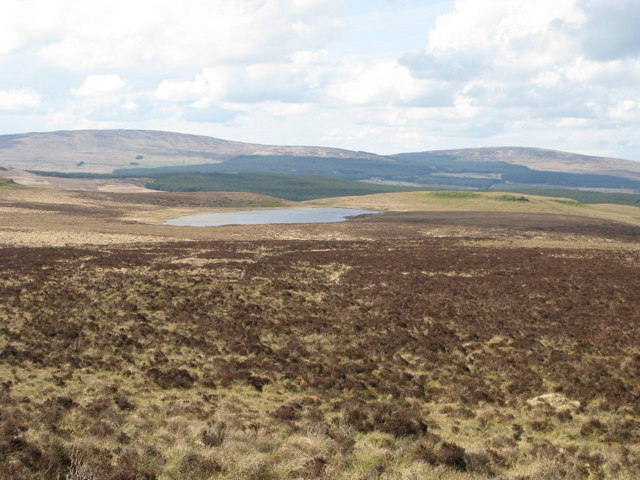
[24,168,640,207]
[1,231,639,479]
[486,188,640,208]
[26,171,424,201]
[115,152,640,191]
[0,177,26,190]
[142,172,423,201]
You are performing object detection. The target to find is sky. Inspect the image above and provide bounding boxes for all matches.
[1,0,640,159]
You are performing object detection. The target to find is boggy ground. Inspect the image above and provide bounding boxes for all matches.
[1,184,640,479]
[1,229,639,479]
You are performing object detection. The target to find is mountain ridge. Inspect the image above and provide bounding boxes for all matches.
[0,129,384,173]
[1,129,639,182]
[393,146,640,180]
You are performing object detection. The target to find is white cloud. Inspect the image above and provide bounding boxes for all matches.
[608,100,640,122]
[122,100,138,110]
[2,1,640,161]
[532,71,562,88]
[394,0,640,150]
[428,0,585,50]
[0,88,41,111]
[183,105,239,124]
[0,1,29,56]
[72,74,126,97]
[0,0,343,69]
[154,56,323,108]
[417,0,640,88]
[155,68,230,105]
[327,59,431,105]
[578,0,640,61]
[259,101,312,117]
[0,0,68,56]
[556,117,591,127]
[230,62,313,103]
[426,0,584,75]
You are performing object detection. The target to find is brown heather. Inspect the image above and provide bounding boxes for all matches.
[0,226,639,479]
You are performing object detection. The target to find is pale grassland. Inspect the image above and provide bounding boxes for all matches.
[306,191,640,226]
[6,363,639,479]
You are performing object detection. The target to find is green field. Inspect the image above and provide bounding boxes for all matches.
[490,187,640,207]
[0,177,27,190]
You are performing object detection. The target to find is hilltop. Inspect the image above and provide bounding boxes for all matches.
[1,130,639,188]
[0,129,381,173]
[393,146,640,181]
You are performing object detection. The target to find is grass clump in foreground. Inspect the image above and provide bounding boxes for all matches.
[0,240,639,479]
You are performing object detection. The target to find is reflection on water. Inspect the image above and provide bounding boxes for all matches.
[163,208,380,226]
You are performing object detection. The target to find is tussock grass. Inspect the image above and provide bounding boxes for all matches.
[0,240,638,479]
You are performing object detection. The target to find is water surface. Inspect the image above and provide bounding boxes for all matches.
[163,207,379,226]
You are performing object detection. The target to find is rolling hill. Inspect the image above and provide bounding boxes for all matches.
[1,129,640,192]
[0,129,382,173]
[393,147,640,180]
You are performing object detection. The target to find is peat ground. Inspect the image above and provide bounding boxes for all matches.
[1,225,639,479]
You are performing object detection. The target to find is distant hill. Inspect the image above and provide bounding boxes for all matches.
[0,129,382,173]
[1,129,640,191]
[393,147,640,181]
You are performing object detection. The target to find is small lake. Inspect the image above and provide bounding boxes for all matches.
[163,208,380,226]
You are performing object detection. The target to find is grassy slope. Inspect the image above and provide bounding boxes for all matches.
[307,191,640,226]
[0,177,27,190]
[487,187,640,207]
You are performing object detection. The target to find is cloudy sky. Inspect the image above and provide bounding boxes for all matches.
[1,0,640,159]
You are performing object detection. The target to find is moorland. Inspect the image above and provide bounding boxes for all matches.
[1,169,639,480]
